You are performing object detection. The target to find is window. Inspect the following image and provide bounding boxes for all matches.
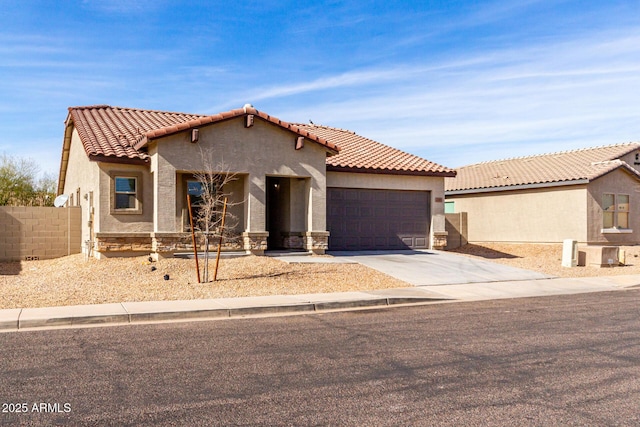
[444,201,455,214]
[187,180,204,217]
[603,193,630,229]
[115,177,137,209]
[110,172,143,214]
[185,179,220,230]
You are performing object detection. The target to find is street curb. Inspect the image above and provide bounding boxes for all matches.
[0,297,441,333]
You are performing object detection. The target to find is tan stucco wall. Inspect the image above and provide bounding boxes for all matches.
[447,185,588,243]
[586,168,640,244]
[150,117,329,233]
[617,150,640,173]
[0,207,81,261]
[61,128,101,251]
[97,162,154,233]
[326,172,446,216]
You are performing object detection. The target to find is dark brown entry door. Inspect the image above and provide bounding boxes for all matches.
[327,188,430,250]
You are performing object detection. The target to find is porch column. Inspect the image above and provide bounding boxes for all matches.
[305,177,329,254]
[151,151,177,232]
[243,175,269,255]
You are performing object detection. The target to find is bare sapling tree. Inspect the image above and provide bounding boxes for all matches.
[191,150,241,282]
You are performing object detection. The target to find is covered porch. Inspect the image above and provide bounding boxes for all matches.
[149,171,328,259]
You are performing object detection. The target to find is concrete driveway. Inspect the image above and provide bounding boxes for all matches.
[326,250,553,286]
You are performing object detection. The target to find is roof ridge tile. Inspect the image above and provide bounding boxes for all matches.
[461,142,640,168]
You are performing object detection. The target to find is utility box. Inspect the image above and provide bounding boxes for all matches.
[561,239,578,267]
[584,246,619,268]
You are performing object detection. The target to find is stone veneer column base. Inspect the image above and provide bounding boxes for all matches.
[282,232,305,249]
[94,233,153,258]
[431,231,448,250]
[151,233,196,260]
[243,232,269,255]
[304,231,329,255]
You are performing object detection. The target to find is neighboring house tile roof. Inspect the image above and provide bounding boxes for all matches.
[294,123,456,177]
[446,143,640,194]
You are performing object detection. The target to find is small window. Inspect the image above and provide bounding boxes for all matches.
[185,179,222,231]
[444,201,455,214]
[110,172,142,214]
[617,194,629,229]
[115,177,137,210]
[188,180,204,200]
[603,193,630,229]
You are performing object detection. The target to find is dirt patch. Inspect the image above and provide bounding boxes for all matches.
[450,243,640,278]
[0,254,408,309]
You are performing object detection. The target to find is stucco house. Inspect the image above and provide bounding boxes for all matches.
[58,104,455,259]
[445,143,640,245]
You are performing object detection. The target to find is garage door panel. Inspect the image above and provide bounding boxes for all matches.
[401,237,414,246]
[359,206,373,217]
[345,189,360,201]
[327,188,430,250]
[346,206,359,216]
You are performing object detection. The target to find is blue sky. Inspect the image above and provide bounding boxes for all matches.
[1,0,639,177]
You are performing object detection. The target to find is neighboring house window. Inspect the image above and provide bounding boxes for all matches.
[444,201,455,214]
[110,172,143,214]
[603,193,629,229]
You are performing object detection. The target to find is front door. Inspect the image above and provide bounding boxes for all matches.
[266,177,287,250]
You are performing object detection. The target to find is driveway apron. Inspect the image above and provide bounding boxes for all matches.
[328,250,553,286]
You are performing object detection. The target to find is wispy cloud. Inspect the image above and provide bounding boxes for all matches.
[1,1,639,174]
[261,27,640,167]
[242,69,408,101]
[81,0,166,14]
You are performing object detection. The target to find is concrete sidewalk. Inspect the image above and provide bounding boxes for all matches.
[1,274,639,333]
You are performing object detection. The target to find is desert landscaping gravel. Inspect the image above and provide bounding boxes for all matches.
[2,243,639,309]
[450,243,640,278]
[0,254,408,309]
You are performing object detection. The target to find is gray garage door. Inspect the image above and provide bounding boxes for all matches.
[327,188,430,250]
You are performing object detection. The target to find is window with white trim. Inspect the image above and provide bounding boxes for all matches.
[603,193,629,229]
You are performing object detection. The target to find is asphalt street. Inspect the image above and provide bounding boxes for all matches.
[2,289,640,426]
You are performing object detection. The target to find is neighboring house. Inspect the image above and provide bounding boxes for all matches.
[58,105,455,259]
[445,143,640,245]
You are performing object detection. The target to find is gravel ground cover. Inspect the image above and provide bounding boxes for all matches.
[0,254,408,309]
[450,243,640,278]
[3,244,639,310]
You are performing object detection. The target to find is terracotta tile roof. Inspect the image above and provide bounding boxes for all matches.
[445,143,640,193]
[294,123,456,177]
[66,105,452,176]
[136,105,339,153]
[67,105,338,163]
[68,105,204,161]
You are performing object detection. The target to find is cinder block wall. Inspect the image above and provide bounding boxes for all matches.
[445,212,468,250]
[0,207,82,261]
